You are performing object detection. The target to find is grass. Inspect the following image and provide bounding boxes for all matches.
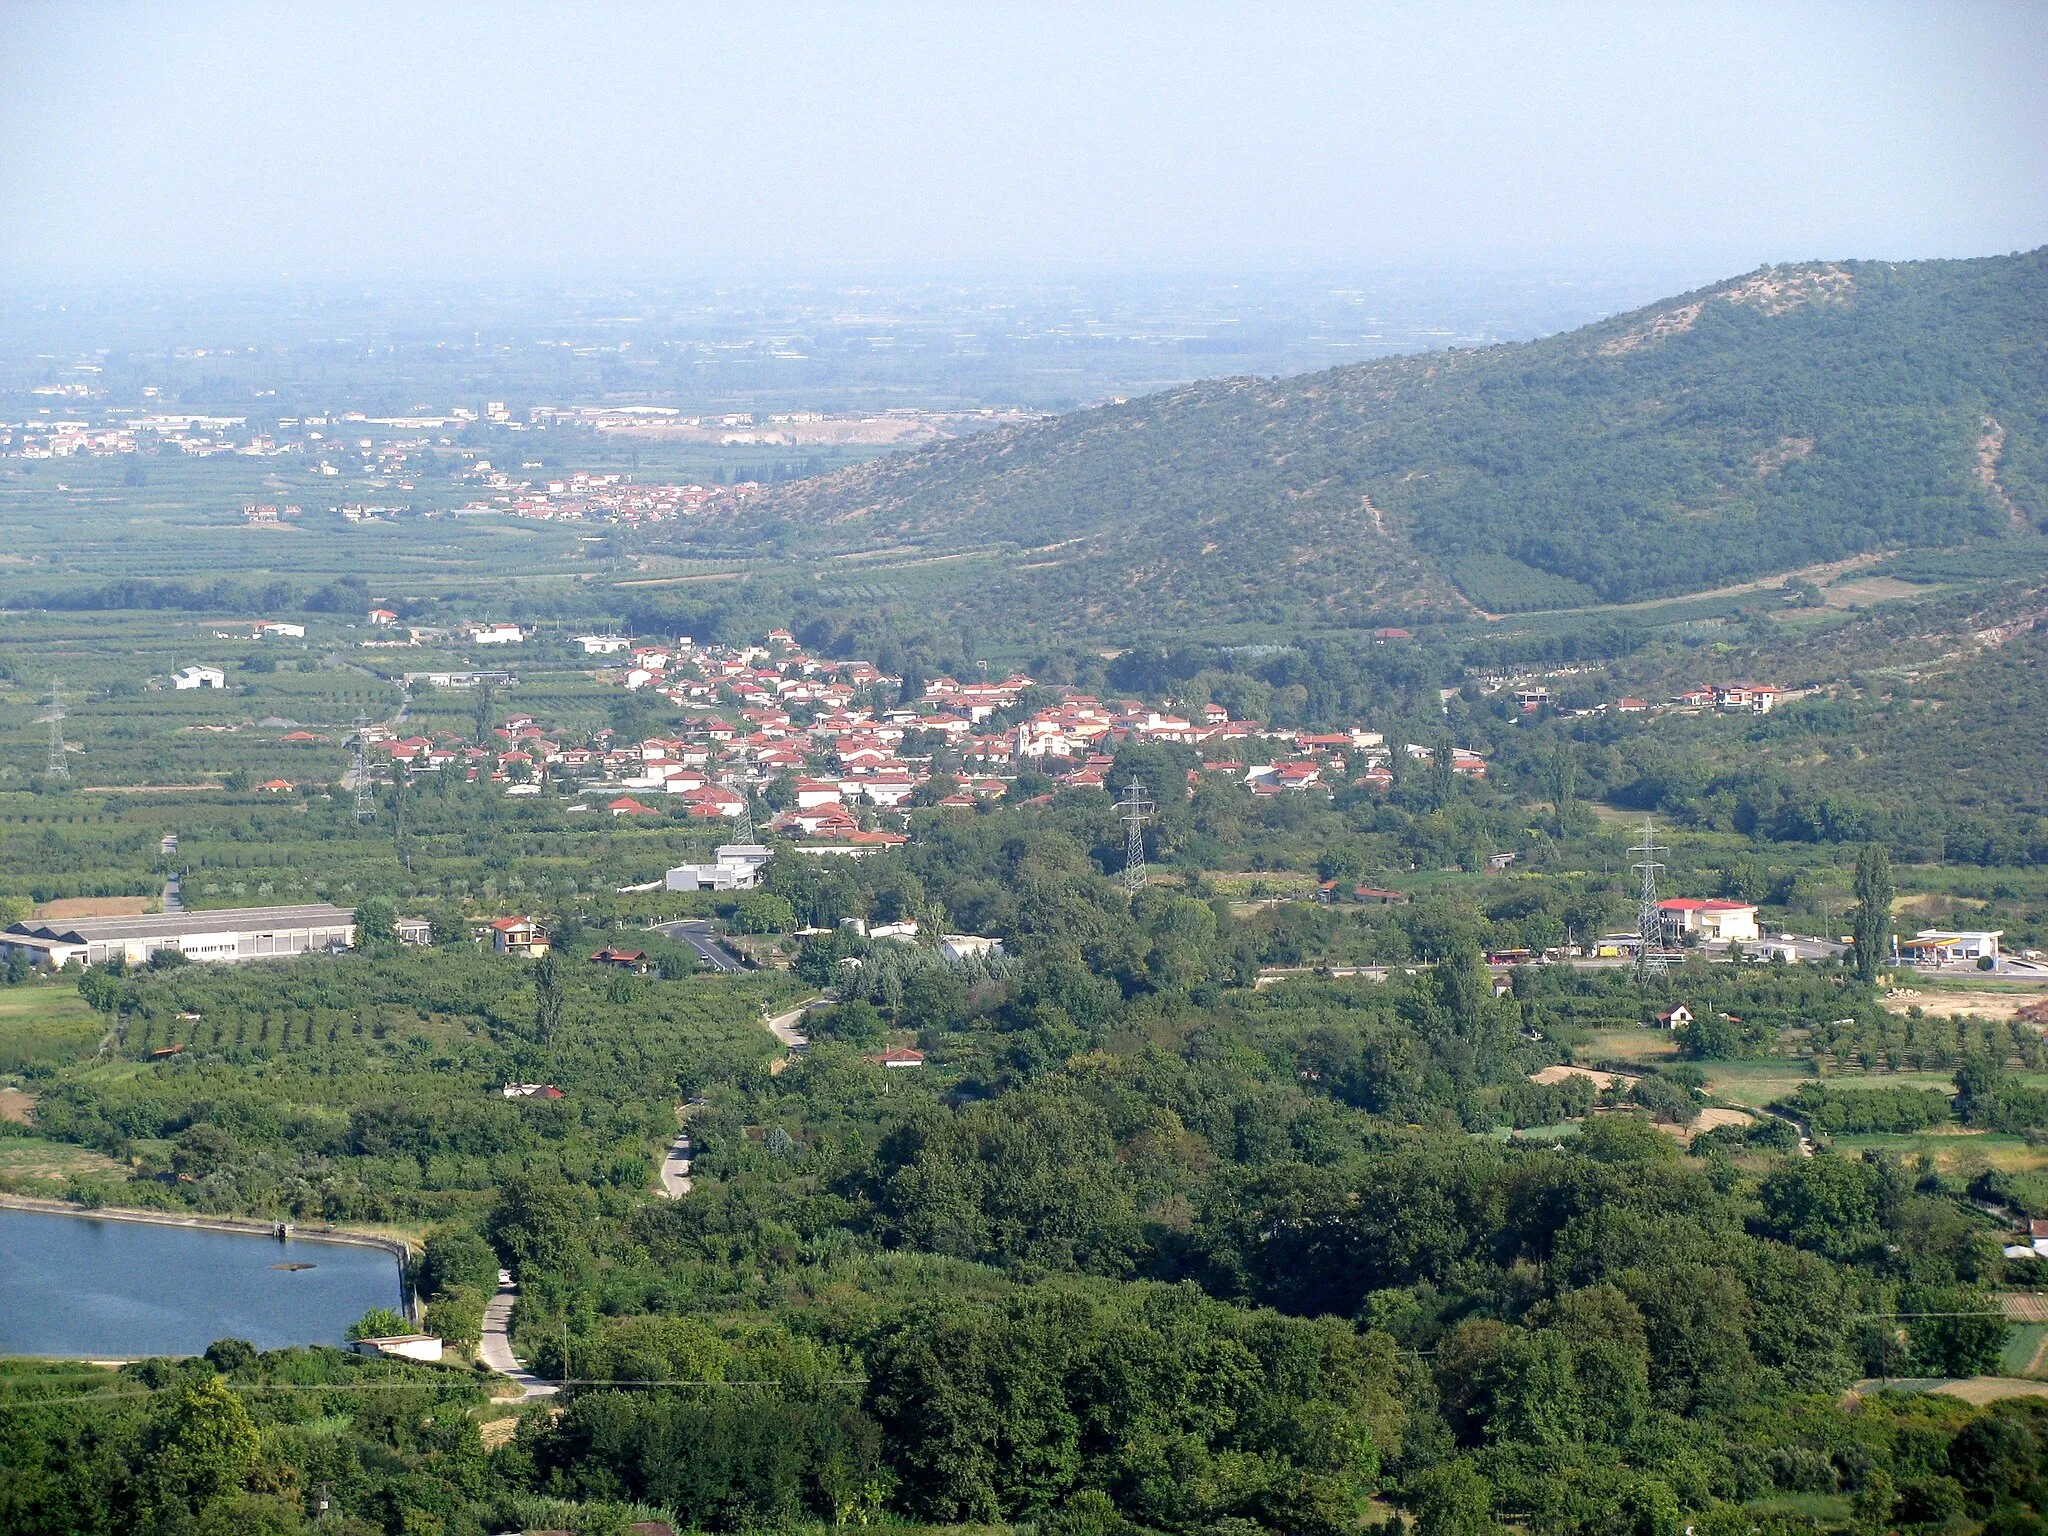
[1580,1027,1680,1064]
[1833,1129,2048,1175]
[0,1137,124,1186]
[0,987,103,1072]
[1744,1493,1854,1520]
[1999,1324,2048,1379]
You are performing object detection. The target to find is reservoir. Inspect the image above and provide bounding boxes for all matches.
[0,1206,403,1358]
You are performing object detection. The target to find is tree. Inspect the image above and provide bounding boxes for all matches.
[417,1229,500,1297]
[135,1375,261,1525]
[472,678,496,746]
[814,999,887,1048]
[1409,1459,1491,1536]
[347,1306,411,1341]
[1427,730,1456,812]
[487,1172,593,1274]
[354,896,397,956]
[202,1338,258,1375]
[1543,740,1579,827]
[533,949,565,1043]
[734,892,796,934]
[1851,841,1894,983]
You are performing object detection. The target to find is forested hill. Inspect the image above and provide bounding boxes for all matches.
[731,251,2048,626]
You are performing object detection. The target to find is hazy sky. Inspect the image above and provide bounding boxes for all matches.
[3,1,2043,284]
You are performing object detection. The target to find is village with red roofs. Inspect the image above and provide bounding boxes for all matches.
[355,626,1487,831]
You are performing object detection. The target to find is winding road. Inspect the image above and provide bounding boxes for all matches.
[479,1271,558,1400]
[479,996,826,1395]
[764,1000,817,1050]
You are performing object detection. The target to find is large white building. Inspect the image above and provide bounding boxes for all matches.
[667,844,772,892]
[172,665,226,689]
[0,903,357,969]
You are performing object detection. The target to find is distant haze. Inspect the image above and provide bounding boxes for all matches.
[2,0,2043,285]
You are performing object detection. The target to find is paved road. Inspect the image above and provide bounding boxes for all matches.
[161,874,183,913]
[764,1001,819,1049]
[648,918,746,973]
[479,1272,558,1399]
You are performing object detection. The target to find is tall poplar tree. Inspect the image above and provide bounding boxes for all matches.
[1852,842,1895,983]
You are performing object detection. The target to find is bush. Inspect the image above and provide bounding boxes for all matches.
[347,1307,411,1341]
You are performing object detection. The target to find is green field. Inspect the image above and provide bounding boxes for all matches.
[0,986,102,1071]
[0,1135,124,1189]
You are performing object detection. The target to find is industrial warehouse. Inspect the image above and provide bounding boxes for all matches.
[0,903,358,969]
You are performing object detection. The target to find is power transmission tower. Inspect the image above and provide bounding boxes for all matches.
[1117,779,1154,895]
[44,676,68,778]
[1630,815,1669,984]
[351,710,374,822]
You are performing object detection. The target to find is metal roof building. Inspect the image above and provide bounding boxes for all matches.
[2,903,357,968]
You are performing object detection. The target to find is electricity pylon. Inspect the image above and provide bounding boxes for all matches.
[1630,815,1669,984]
[351,711,374,822]
[44,676,68,778]
[1117,779,1154,895]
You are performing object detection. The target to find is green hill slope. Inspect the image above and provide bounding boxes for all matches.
[725,251,2048,629]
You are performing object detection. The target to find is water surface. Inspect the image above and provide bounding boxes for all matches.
[0,1207,401,1357]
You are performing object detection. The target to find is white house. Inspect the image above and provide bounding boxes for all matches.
[257,621,306,639]
[1658,899,1760,944]
[469,623,524,645]
[795,779,848,811]
[172,665,226,690]
[665,844,773,893]
[575,635,632,655]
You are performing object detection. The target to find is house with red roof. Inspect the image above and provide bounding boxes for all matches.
[489,916,549,957]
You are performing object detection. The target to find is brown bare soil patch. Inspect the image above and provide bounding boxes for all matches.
[1978,416,2027,531]
[1882,987,2048,1023]
[1934,1378,2048,1405]
[0,1087,35,1125]
[1651,1106,1757,1147]
[1822,576,1931,608]
[1530,1065,1637,1091]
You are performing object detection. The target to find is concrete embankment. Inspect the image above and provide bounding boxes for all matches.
[0,1193,413,1266]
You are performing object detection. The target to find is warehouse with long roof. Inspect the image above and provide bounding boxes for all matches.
[0,903,357,969]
